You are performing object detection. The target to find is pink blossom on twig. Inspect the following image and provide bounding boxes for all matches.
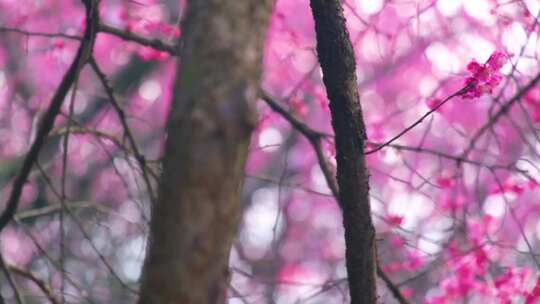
[462,51,509,99]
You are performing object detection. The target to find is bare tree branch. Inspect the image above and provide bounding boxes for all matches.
[0,26,81,40]
[98,23,177,55]
[89,57,157,203]
[260,91,338,198]
[9,264,61,304]
[260,91,410,304]
[365,84,472,155]
[377,266,411,304]
[0,0,99,237]
[462,73,540,158]
[0,254,24,304]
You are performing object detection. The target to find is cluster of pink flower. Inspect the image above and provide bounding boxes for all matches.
[490,177,538,195]
[138,47,170,60]
[526,278,540,304]
[462,51,509,99]
[426,244,537,303]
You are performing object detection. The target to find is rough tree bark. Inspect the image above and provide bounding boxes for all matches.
[138,2,272,303]
[310,1,378,303]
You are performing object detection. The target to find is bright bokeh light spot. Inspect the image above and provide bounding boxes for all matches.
[408,193,434,219]
[357,0,383,15]
[292,50,316,73]
[258,127,282,152]
[425,42,460,73]
[362,31,382,62]
[411,10,438,37]
[119,236,145,281]
[525,0,540,18]
[437,0,462,17]
[388,193,433,229]
[503,22,527,56]
[242,187,282,259]
[382,148,400,164]
[517,233,536,252]
[0,71,5,90]
[118,201,142,223]
[459,34,495,63]
[503,23,538,74]
[72,92,88,114]
[525,32,538,56]
[517,159,540,182]
[535,221,540,241]
[463,0,495,25]
[483,195,506,218]
[418,231,443,255]
[310,165,331,195]
[418,219,452,256]
[419,76,437,97]
[138,80,162,102]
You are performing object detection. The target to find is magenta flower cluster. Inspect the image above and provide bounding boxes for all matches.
[462,51,509,99]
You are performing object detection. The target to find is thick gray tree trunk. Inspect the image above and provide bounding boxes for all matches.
[138,2,272,303]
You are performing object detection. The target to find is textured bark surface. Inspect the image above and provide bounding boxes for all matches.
[309,1,378,303]
[138,2,272,303]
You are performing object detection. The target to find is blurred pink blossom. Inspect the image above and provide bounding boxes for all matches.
[462,51,509,99]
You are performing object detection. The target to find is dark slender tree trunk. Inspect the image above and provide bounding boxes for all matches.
[309,1,378,303]
[138,2,272,303]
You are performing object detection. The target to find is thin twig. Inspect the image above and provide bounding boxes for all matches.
[260,90,339,198]
[365,84,472,155]
[0,0,99,236]
[371,142,524,173]
[59,56,82,304]
[88,57,157,203]
[9,264,61,304]
[64,207,139,294]
[33,155,139,295]
[377,265,411,304]
[0,254,25,304]
[15,201,95,221]
[462,73,540,158]
[0,26,81,40]
[52,126,130,152]
[260,90,409,303]
[98,23,177,55]
[490,170,540,269]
